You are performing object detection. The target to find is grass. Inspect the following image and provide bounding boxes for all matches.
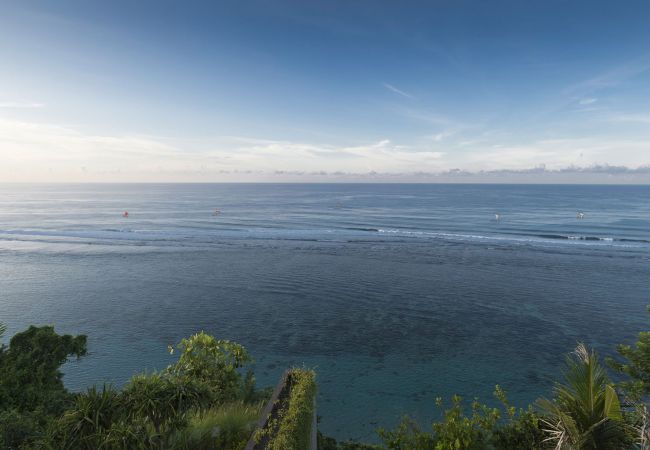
[169,400,264,450]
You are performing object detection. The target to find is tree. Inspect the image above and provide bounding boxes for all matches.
[0,325,86,413]
[166,331,252,404]
[0,325,86,448]
[538,343,631,450]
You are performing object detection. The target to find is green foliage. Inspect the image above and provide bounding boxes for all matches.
[168,401,263,450]
[44,384,149,450]
[121,372,213,447]
[431,395,500,449]
[241,369,272,404]
[489,408,545,449]
[37,333,263,450]
[378,386,545,450]
[0,409,41,449]
[259,368,317,450]
[167,331,252,404]
[5,320,647,450]
[0,325,86,414]
[378,416,438,449]
[45,376,249,450]
[608,306,650,402]
[487,385,545,449]
[538,343,631,450]
[0,325,87,448]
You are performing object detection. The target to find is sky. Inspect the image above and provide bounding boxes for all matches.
[1,0,650,183]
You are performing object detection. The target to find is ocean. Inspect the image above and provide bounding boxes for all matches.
[1,183,649,441]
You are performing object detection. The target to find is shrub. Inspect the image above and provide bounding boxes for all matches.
[378,416,437,449]
[121,372,212,444]
[260,368,317,450]
[169,401,263,450]
[0,409,41,449]
[378,386,545,450]
[46,384,124,449]
[167,332,252,404]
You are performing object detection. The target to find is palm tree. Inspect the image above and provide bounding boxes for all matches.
[538,343,631,450]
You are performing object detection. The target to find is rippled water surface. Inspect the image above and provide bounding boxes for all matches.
[1,183,649,440]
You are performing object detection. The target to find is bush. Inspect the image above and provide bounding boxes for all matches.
[378,386,545,450]
[169,401,264,450]
[167,332,252,405]
[0,409,41,449]
[259,368,317,450]
[378,416,437,449]
[46,384,124,449]
[121,372,213,447]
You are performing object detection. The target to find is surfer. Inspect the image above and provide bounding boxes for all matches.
[577,211,585,219]
[495,213,500,222]
[122,211,129,218]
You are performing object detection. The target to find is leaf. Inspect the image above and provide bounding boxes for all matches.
[603,385,622,420]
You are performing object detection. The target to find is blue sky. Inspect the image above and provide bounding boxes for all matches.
[1,0,650,182]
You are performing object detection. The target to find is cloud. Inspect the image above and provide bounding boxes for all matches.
[382,83,413,99]
[0,101,45,108]
[456,137,650,173]
[429,130,460,142]
[192,164,650,184]
[567,52,650,94]
[609,114,650,124]
[578,98,597,105]
[0,119,186,181]
[0,119,446,181]
[443,164,650,176]
[0,118,648,182]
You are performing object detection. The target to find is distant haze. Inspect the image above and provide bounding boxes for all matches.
[1,1,650,183]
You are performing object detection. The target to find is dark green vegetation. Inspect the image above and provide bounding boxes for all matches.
[255,369,317,450]
[2,308,650,449]
[316,310,650,450]
[0,329,269,449]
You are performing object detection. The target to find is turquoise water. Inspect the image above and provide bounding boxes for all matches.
[1,183,649,441]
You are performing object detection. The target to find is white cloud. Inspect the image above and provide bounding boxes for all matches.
[0,118,648,182]
[458,137,650,172]
[567,53,650,94]
[0,119,445,181]
[382,82,413,99]
[609,114,650,124]
[578,98,597,105]
[0,101,45,108]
